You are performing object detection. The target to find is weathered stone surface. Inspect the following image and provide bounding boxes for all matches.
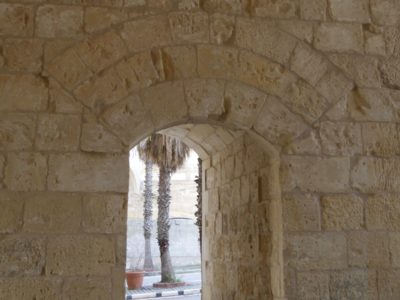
[236,18,296,64]
[44,38,76,64]
[3,39,43,72]
[278,20,314,44]
[0,4,34,37]
[210,13,235,45]
[285,233,347,270]
[321,194,363,230]
[24,192,81,233]
[0,74,48,112]
[85,7,128,33]
[81,114,125,153]
[297,272,329,300]
[141,81,188,128]
[46,235,115,276]
[284,130,321,155]
[102,94,153,145]
[283,193,320,232]
[48,153,128,192]
[319,121,362,156]
[36,114,81,151]
[253,95,308,146]
[314,23,363,53]
[329,0,370,22]
[159,46,197,79]
[0,278,61,300]
[365,31,386,56]
[366,193,400,230]
[200,0,242,13]
[362,123,400,156]
[329,270,368,300]
[48,79,82,113]
[75,30,127,73]
[281,156,350,193]
[197,45,238,80]
[0,113,35,151]
[184,79,225,119]
[299,0,326,20]
[36,5,83,38]
[63,277,111,300]
[249,0,298,18]
[351,157,400,193]
[290,43,328,86]
[120,16,172,51]
[0,191,23,233]
[378,270,400,300]
[380,58,400,89]
[370,0,400,26]
[5,153,47,191]
[0,236,45,276]
[224,82,266,128]
[169,12,208,43]
[315,69,353,103]
[83,193,126,234]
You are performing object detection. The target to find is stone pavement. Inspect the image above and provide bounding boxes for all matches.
[126,283,201,299]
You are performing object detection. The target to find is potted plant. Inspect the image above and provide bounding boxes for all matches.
[126,255,145,290]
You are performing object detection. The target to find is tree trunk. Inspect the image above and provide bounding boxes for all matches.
[194,158,202,253]
[143,160,154,271]
[157,165,175,282]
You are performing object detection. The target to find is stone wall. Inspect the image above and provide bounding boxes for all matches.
[1,0,400,299]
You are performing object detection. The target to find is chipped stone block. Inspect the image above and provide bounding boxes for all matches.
[210,13,235,45]
[160,46,197,79]
[366,193,400,230]
[362,123,400,156]
[169,11,208,43]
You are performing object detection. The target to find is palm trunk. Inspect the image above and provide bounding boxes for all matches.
[143,160,154,271]
[157,165,175,282]
[194,158,202,253]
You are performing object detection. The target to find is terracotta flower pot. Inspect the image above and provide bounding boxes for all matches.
[126,270,144,290]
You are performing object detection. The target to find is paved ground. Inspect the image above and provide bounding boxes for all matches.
[143,272,201,286]
[147,295,200,300]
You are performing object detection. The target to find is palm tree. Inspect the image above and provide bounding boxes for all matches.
[138,141,155,271]
[141,133,190,282]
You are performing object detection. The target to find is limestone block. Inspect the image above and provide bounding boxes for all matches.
[169,12,208,43]
[120,16,172,51]
[75,30,127,73]
[82,193,126,234]
[200,0,242,13]
[389,233,400,267]
[115,235,126,266]
[85,7,128,33]
[0,278,61,300]
[224,82,266,129]
[48,153,128,192]
[3,39,43,72]
[281,156,350,193]
[63,277,111,300]
[299,0,326,20]
[0,113,35,151]
[283,193,320,232]
[0,236,45,276]
[210,13,235,45]
[0,191,23,233]
[141,81,187,128]
[47,48,93,90]
[36,114,81,151]
[281,79,330,123]
[314,23,363,53]
[44,38,76,64]
[74,67,130,114]
[319,121,362,156]
[245,143,265,174]
[24,192,81,233]
[5,152,47,191]
[46,235,115,276]
[236,18,296,64]
[362,123,400,156]
[102,95,154,145]
[81,114,125,153]
[159,46,197,79]
[370,0,400,26]
[112,266,126,299]
[290,44,328,86]
[284,130,321,155]
[278,20,314,44]
[380,58,400,89]
[0,4,34,37]
[365,32,386,56]
[328,54,381,88]
[329,270,368,300]
[285,233,347,270]
[321,194,363,230]
[36,5,83,38]
[0,154,3,182]
[329,0,370,22]
[184,79,225,119]
[0,74,48,112]
[366,193,400,230]
[253,95,308,146]
[197,45,238,80]
[378,270,400,300]
[188,124,216,143]
[351,157,400,193]
[297,272,329,300]
[48,79,82,114]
